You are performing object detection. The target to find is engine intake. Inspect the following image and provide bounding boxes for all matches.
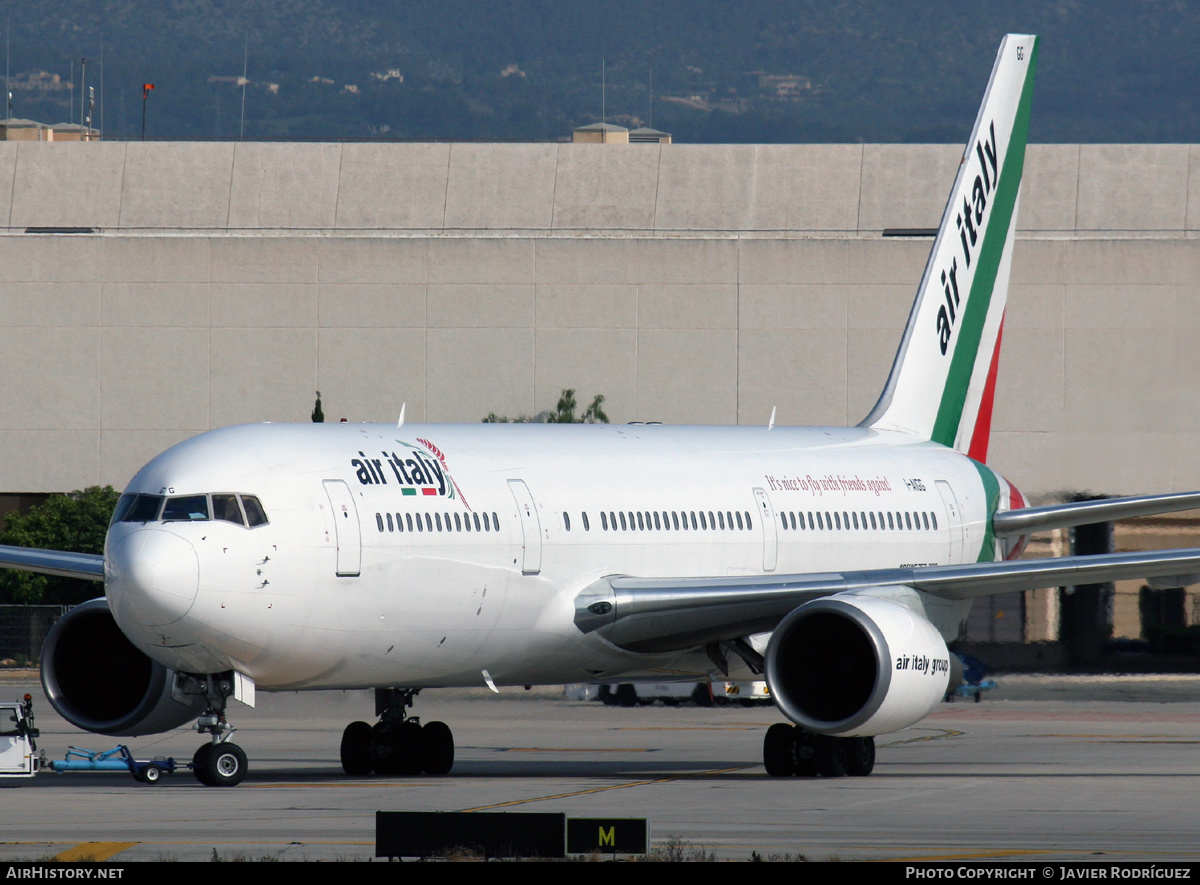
[41,598,205,736]
[764,593,953,736]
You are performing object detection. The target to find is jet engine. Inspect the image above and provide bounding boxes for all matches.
[41,598,206,736]
[764,593,955,736]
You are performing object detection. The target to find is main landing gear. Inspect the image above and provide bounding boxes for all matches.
[763,723,875,778]
[340,688,455,777]
[180,672,248,787]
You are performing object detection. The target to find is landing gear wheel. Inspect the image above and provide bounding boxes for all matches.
[341,721,374,776]
[193,744,216,786]
[393,721,424,775]
[206,743,248,786]
[845,736,875,776]
[814,735,847,778]
[141,764,163,784]
[370,722,396,775]
[763,723,797,776]
[421,721,455,775]
[614,684,638,707]
[792,728,817,777]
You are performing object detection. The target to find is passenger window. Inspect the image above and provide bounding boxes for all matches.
[922,512,930,530]
[406,513,414,532]
[582,512,590,531]
[672,512,680,530]
[931,512,938,530]
[397,513,405,532]
[162,495,209,522]
[376,513,384,532]
[601,511,609,531]
[564,512,572,531]
[454,513,461,531]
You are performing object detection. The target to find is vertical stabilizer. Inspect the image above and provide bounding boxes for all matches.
[861,35,1038,462]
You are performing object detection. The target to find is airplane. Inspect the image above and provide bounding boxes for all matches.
[6,33,1200,786]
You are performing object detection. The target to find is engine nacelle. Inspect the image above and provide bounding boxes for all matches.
[41,598,206,736]
[764,593,953,736]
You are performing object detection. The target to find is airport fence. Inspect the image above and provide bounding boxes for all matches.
[0,605,66,666]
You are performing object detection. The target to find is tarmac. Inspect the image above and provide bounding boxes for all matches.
[2,672,1200,862]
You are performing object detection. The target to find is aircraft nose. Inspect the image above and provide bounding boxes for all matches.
[105,529,200,628]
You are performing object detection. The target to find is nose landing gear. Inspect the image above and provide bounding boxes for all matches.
[340,688,455,777]
[179,672,248,787]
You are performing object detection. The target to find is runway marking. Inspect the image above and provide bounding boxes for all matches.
[52,842,138,862]
[881,728,964,745]
[894,849,1084,861]
[494,747,656,753]
[459,766,750,811]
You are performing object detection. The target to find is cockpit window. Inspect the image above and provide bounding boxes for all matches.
[113,492,267,527]
[161,495,210,521]
[241,495,268,527]
[212,494,244,526]
[113,494,164,524]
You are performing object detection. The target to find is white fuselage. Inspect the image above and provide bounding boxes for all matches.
[103,422,1001,692]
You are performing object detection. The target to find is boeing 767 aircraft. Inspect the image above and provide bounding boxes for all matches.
[5,34,1200,786]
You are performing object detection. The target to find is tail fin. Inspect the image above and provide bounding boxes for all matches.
[861,35,1038,462]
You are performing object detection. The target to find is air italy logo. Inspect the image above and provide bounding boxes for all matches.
[935,120,999,356]
[350,439,460,501]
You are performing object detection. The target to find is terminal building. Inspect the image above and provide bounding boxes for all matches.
[0,138,1198,651]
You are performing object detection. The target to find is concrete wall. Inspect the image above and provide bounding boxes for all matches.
[5,142,1199,234]
[0,141,1197,496]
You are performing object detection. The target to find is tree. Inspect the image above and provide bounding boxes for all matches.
[482,389,609,424]
[312,391,325,423]
[0,486,119,606]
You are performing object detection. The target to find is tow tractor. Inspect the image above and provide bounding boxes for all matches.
[0,694,41,778]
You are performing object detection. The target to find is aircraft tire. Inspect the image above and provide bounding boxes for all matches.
[340,720,374,776]
[421,721,455,775]
[814,735,847,778]
[193,744,215,786]
[393,721,425,775]
[791,728,817,777]
[206,743,248,787]
[845,736,875,776]
[763,723,797,776]
[614,684,638,707]
[371,722,396,775]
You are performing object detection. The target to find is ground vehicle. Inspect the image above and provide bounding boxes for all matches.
[0,695,40,778]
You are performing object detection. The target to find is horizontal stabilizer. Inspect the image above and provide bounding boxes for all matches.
[994,491,1200,537]
[0,544,105,581]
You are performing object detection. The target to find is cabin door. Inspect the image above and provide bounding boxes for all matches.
[936,480,964,564]
[753,487,778,571]
[508,479,543,575]
[323,479,362,577]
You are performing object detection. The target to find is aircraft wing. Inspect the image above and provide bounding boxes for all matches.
[0,544,104,581]
[575,547,1200,653]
